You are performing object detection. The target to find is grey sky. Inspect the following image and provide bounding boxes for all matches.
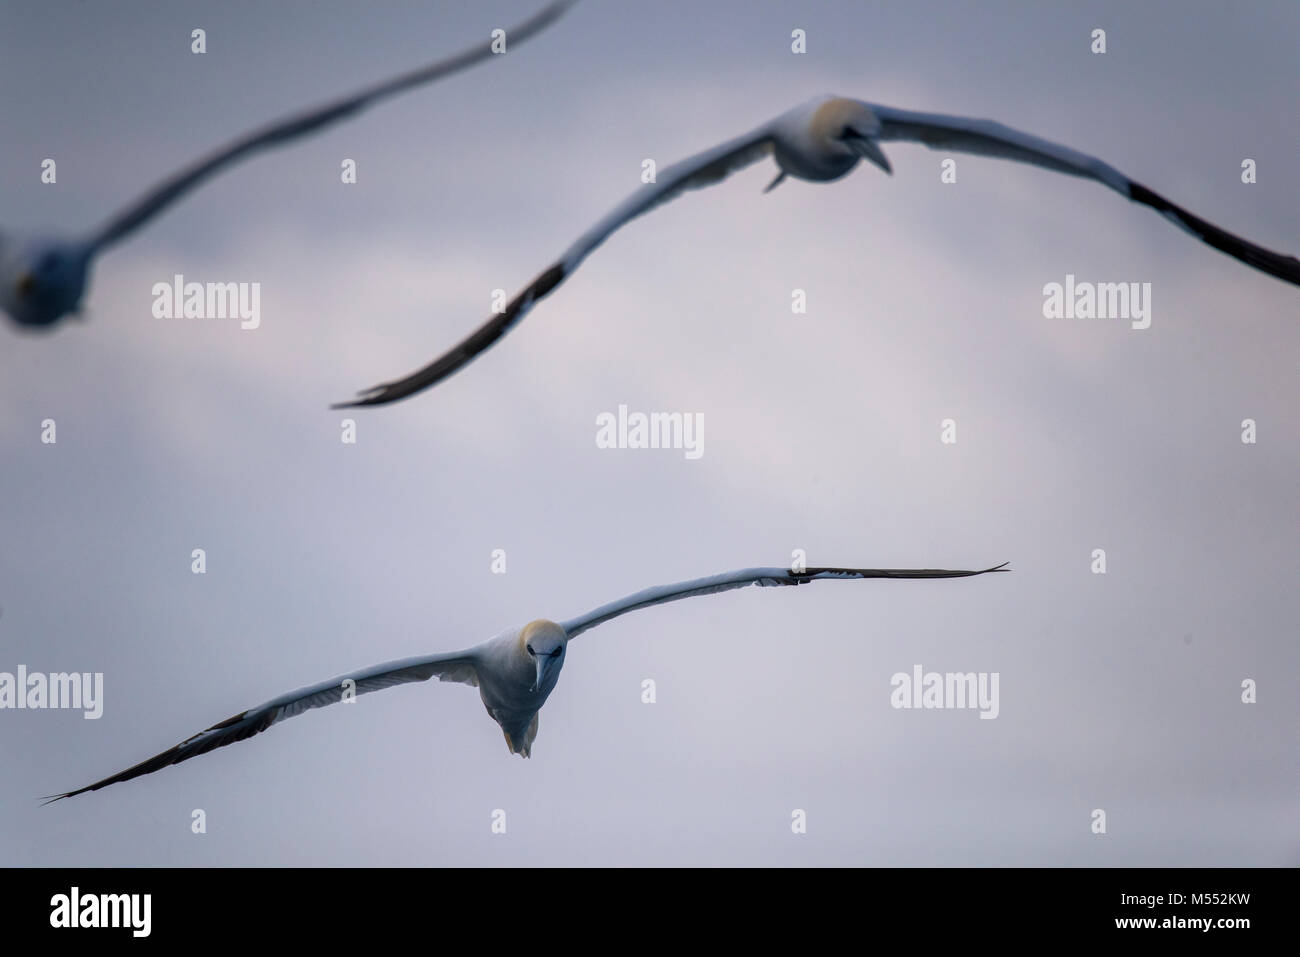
[0,0,1296,865]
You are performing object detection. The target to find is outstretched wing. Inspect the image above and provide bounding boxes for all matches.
[559,563,1008,640]
[86,0,578,252]
[863,102,1300,287]
[43,651,479,803]
[333,125,776,407]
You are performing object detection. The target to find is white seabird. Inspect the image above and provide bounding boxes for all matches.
[0,0,577,329]
[43,561,1006,801]
[336,93,1299,407]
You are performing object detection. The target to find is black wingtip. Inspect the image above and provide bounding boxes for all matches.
[329,386,388,410]
[1128,181,1300,289]
[38,792,71,807]
[986,562,1011,573]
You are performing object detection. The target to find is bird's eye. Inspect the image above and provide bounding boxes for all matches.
[526,645,535,656]
[551,649,562,658]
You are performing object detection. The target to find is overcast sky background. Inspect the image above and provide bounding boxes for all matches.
[1,0,1296,866]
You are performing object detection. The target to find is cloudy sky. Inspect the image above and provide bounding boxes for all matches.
[1,0,1296,866]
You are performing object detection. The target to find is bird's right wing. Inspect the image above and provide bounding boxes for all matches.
[333,124,777,407]
[559,563,1008,640]
[43,651,479,803]
[85,0,578,252]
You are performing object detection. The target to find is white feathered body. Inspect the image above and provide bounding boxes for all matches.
[469,620,567,757]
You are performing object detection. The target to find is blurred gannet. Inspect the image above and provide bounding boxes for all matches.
[337,94,1299,407]
[43,561,1006,801]
[0,0,577,329]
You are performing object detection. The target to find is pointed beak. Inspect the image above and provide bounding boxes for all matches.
[532,655,559,693]
[845,133,892,175]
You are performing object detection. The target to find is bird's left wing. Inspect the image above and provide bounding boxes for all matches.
[559,563,1008,640]
[863,101,1300,287]
[333,124,776,407]
[84,0,579,252]
[42,651,479,803]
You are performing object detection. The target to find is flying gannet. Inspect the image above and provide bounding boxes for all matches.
[336,94,1299,407]
[0,0,577,329]
[43,561,1006,801]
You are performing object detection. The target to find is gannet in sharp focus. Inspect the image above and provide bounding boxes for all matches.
[0,0,577,330]
[337,93,1300,407]
[43,561,1006,801]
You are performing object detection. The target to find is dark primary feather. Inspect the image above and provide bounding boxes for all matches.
[1126,182,1300,286]
[869,103,1300,288]
[334,129,775,407]
[42,653,477,803]
[332,263,567,408]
